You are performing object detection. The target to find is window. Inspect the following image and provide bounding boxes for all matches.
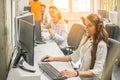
[72,0,90,12]
[54,0,69,12]
[101,0,117,11]
[53,0,91,12]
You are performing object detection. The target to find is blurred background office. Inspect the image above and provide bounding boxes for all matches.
[0,0,120,80]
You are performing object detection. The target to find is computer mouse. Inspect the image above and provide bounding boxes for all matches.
[41,58,49,62]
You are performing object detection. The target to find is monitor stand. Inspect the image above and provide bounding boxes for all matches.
[12,49,36,73]
[18,59,36,73]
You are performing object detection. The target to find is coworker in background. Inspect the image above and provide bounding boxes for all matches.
[49,6,69,25]
[45,6,68,51]
[42,14,108,80]
[29,0,41,41]
[49,6,59,18]
[40,4,51,26]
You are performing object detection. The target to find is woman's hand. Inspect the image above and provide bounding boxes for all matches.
[41,36,46,41]
[59,69,77,78]
[48,28,55,36]
[41,55,54,62]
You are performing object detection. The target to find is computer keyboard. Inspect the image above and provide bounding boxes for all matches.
[39,63,67,80]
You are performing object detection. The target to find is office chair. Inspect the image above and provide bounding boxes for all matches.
[63,23,85,55]
[117,27,120,41]
[101,38,120,80]
[105,24,119,40]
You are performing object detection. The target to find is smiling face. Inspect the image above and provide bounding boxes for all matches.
[49,6,58,17]
[51,14,59,24]
[49,8,55,17]
[85,18,96,39]
[40,5,46,14]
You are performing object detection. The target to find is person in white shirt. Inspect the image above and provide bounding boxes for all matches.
[41,14,108,80]
[40,4,51,26]
[44,6,68,50]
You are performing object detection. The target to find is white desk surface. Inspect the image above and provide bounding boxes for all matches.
[7,41,81,80]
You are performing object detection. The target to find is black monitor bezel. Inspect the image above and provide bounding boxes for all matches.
[15,13,35,47]
[19,19,35,66]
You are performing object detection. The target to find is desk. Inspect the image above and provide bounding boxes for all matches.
[7,41,81,80]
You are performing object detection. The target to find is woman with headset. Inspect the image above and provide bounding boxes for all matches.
[42,14,108,80]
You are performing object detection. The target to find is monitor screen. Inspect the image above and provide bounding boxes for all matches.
[24,6,31,12]
[15,12,35,46]
[19,19,35,66]
[108,11,118,25]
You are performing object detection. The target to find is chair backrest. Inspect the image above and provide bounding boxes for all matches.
[107,38,120,56]
[101,38,120,80]
[106,24,119,40]
[67,23,84,50]
[117,27,120,41]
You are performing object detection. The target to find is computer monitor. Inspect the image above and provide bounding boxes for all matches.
[108,11,118,25]
[13,19,35,72]
[15,12,45,45]
[24,6,31,12]
[19,19,34,65]
[15,12,35,47]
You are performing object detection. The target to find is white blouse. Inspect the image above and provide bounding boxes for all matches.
[70,36,107,80]
[46,23,68,48]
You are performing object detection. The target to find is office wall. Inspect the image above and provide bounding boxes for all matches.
[16,0,50,15]
[6,0,13,66]
[0,0,7,80]
[117,0,120,27]
[0,0,13,80]
[18,0,29,14]
[13,0,29,15]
